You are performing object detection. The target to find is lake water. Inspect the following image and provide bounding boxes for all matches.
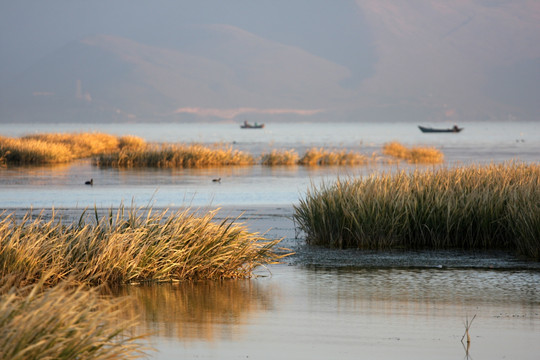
[1,121,539,359]
[0,121,538,208]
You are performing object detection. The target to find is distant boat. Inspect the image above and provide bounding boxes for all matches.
[418,125,463,133]
[240,120,264,129]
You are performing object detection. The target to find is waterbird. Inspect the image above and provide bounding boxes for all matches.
[85,178,93,185]
[212,177,221,183]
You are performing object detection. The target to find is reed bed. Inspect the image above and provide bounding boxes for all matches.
[0,133,147,165]
[0,136,74,165]
[298,147,370,166]
[0,206,288,287]
[0,278,146,359]
[382,141,444,163]
[23,132,122,158]
[293,162,540,259]
[260,149,299,166]
[95,144,255,168]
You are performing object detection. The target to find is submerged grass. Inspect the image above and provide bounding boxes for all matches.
[0,277,146,359]
[0,206,288,287]
[293,162,540,259]
[382,141,444,163]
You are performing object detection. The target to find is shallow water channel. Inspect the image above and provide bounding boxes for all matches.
[112,207,539,360]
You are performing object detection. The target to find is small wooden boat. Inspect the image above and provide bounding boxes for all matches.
[240,121,264,129]
[418,125,463,133]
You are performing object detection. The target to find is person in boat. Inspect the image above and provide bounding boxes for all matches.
[453,125,459,131]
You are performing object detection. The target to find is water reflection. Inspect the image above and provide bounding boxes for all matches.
[112,279,279,341]
[115,265,540,359]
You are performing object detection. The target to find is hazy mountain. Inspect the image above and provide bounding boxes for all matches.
[1,1,539,123]
[1,27,354,123]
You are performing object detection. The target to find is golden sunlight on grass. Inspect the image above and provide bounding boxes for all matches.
[293,162,540,258]
[298,147,370,166]
[0,132,146,165]
[1,132,445,168]
[382,141,444,163]
[0,278,146,359]
[0,206,289,287]
[95,143,255,168]
[260,149,299,166]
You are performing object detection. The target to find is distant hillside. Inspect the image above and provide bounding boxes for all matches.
[1,1,539,124]
[0,27,353,123]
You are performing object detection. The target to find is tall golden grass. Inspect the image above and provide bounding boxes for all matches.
[0,206,289,287]
[260,149,299,166]
[382,141,444,163]
[23,133,121,158]
[1,132,444,168]
[293,162,540,259]
[298,147,370,166]
[95,144,255,168]
[0,136,74,164]
[0,277,146,359]
[0,133,146,165]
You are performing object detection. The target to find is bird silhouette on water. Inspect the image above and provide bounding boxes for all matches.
[85,178,93,185]
[212,177,221,183]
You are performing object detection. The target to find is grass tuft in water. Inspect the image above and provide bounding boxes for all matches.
[95,143,254,168]
[260,149,299,166]
[298,147,370,166]
[382,141,444,163]
[0,206,289,287]
[0,277,147,359]
[0,133,146,165]
[293,162,540,258]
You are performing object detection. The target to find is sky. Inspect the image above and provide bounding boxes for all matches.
[1,0,539,122]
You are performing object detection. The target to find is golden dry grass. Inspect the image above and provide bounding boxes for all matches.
[0,133,146,165]
[260,149,299,166]
[298,147,370,166]
[293,162,540,258]
[382,141,444,163]
[96,143,255,168]
[0,277,147,359]
[0,206,289,287]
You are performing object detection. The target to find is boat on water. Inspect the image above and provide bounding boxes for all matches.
[240,121,264,129]
[418,125,463,133]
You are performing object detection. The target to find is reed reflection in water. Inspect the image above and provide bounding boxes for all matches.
[112,279,279,342]
[113,265,540,360]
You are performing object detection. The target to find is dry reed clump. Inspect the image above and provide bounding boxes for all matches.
[260,149,299,166]
[0,133,147,165]
[0,206,288,287]
[95,143,255,168]
[119,135,148,151]
[0,277,146,359]
[0,136,74,164]
[382,141,444,163]
[298,147,369,166]
[293,162,540,259]
[23,132,121,158]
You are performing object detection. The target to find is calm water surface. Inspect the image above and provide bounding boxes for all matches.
[1,121,539,359]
